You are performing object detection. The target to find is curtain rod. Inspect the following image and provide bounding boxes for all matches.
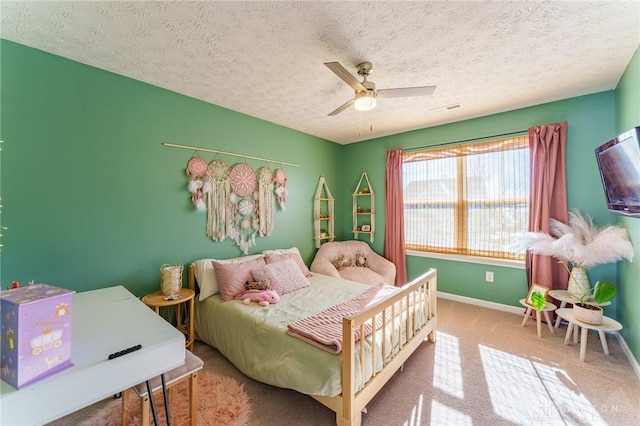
[162,142,300,167]
[404,129,528,152]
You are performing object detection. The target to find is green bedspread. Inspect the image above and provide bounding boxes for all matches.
[194,273,374,397]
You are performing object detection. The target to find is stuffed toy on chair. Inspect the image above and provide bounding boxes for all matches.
[354,252,368,268]
[332,254,349,271]
[235,289,280,307]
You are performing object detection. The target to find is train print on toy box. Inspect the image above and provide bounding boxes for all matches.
[0,284,74,389]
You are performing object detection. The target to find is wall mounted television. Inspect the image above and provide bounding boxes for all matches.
[594,126,640,218]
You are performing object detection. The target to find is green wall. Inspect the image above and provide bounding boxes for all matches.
[2,39,638,365]
[614,44,640,364]
[343,92,619,308]
[341,45,640,364]
[0,40,343,297]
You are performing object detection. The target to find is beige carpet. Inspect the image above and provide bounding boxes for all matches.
[48,298,640,425]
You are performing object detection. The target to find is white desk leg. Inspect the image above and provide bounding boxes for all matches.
[580,327,588,361]
[543,311,554,334]
[521,308,531,327]
[598,331,610,355]
[554,302,566,328]
[536,312,542,338]
[573,325,579,344]
[564,322,573,345]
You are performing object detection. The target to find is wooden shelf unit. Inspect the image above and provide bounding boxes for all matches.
[352,172,375,243]
[314,176,335,248]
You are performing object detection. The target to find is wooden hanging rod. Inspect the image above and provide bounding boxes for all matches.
[162,142,300,167]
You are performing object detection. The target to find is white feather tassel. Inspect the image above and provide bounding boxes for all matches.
[275,186,287,211]
[514,209,634,268]
[188,179,200,193]
[202,179,212,194]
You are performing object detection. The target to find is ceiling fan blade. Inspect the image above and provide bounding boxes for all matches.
[328,98,355,116]
[324,62,367,92]
[376,86,436,99]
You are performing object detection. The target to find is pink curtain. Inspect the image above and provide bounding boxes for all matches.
[384,149,408,285]
[527,121,569,291]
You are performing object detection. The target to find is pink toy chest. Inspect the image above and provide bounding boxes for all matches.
[0,284,74,389]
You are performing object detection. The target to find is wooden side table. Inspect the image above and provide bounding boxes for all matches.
[142,288,195,351]
[555,308,622,362]
[519,298,557,338]
[548,289,610,328]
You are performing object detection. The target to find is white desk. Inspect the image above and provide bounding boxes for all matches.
[1,286,185,425]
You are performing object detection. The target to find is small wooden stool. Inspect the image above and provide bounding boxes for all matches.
[519,298,557,338]
[122,350,204,426]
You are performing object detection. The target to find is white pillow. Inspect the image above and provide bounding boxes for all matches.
[262,247,301,255]
[194,254,264,301]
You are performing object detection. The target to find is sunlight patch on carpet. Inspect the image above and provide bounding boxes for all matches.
[402,393,424,426]
[478,344,605,424]
[430,399,472,425]
[433,331,464,398]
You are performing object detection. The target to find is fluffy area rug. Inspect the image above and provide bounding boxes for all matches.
[80,370,251,426]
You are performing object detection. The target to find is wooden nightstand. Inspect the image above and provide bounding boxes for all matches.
[142,288,195,351]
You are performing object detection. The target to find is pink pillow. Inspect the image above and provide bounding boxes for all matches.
[252,259,309,295]
[213,257,266,302]
[264,252,311,277]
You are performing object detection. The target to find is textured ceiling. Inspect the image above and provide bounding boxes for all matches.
[2,1,639,144]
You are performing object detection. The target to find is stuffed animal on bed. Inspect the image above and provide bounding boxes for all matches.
[235,289,280,307]
[245,279,271,291]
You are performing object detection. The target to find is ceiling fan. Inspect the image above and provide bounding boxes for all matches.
[324,61,436,116]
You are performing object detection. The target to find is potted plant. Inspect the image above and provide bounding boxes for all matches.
[570,280,616,325]
[320,228,327,238]
[515,210,633,299]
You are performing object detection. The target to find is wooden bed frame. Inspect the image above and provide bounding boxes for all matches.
[188,266,437,426]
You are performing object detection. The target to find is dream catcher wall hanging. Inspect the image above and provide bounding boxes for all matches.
[258,167,274,236]
[228,163,259,254]
[186,157,211,211]
[206,159,230,241]
[172,142,296,254]
[274,168,288,211]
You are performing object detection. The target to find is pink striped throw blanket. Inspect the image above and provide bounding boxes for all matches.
[287,283,398,354]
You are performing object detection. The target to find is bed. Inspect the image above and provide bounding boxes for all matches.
[189,252,437,426]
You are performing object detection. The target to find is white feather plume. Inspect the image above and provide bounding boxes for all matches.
[514,210,634,268]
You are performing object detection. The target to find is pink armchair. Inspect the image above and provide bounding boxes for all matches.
[310,240,396,286]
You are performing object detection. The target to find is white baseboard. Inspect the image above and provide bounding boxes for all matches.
[437,290,524,315]
[437,290,640,382]
[616,332,640,382]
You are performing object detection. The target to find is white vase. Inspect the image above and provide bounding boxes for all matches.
[567,266,590,299]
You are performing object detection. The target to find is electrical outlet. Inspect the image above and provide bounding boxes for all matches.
[485,271,494,282]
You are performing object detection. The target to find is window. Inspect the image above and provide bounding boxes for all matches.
[403,135,529,261]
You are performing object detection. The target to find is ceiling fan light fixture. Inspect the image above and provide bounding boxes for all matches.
[354,91,376,112]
